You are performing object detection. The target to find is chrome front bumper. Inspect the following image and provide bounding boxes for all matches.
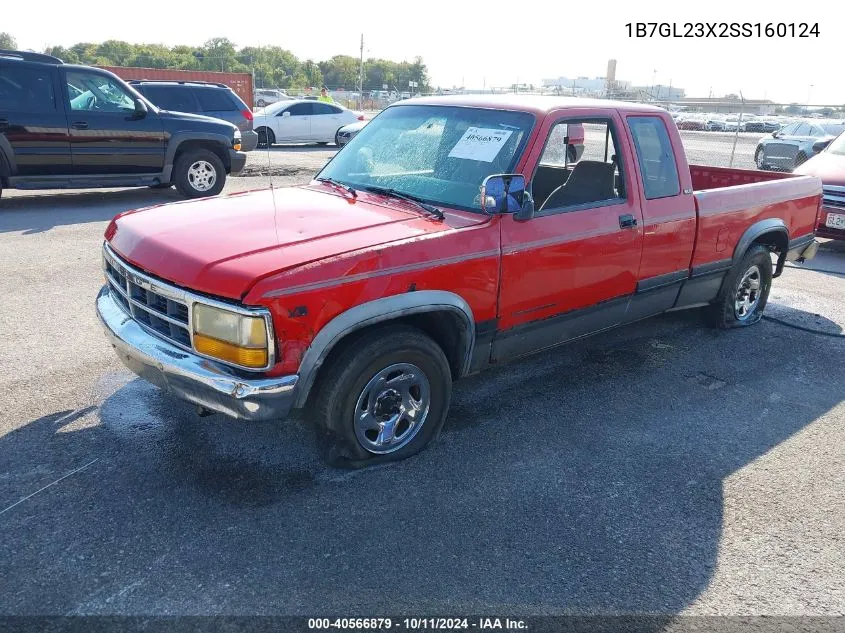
[96,285,298,421]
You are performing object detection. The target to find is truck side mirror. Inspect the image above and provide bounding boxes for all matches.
[813,139,831,153]
[480,173,526,215]
[132,99,148,120]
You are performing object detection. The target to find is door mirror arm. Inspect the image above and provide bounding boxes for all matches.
[131,99,148,120]
[514,192,535,222]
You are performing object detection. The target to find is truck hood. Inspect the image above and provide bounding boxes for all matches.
[794,151,845,187]
[105,186,452,300]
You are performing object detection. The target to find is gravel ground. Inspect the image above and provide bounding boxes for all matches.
[0,142,843,618]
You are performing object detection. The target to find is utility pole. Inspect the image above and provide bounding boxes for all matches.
[358,34,364,110]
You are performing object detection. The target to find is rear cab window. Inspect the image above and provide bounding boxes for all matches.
[627,116,681,200]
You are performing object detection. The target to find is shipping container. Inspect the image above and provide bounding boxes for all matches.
[98,66,254,108]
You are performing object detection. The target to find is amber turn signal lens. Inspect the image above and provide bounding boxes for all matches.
[193,334,268,368]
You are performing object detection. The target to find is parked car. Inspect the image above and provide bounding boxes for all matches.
[130,79,258,152]
[755,120,845,171]
[677,116,706,131]
[794,131,845,240]
[335,119,367,146]
[255,88,291,107]
[704,116,726,131]
[0,49,245,199]
[253,99,363,147]
[97,95,821,467]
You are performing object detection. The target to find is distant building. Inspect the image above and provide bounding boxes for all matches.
[629,84,686,101]
[541,75,632,96]
[677,97,776,115]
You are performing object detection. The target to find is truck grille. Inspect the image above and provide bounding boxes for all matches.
[764,142,800,170]
[103,246,192,349]
[822,185,845,209]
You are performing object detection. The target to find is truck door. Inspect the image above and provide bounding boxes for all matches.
[63,68,165,174]
[0,61,71,176]
[494,112,644,362]
[275,102,311,141]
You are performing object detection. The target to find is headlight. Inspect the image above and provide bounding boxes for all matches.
[192,303,269,369]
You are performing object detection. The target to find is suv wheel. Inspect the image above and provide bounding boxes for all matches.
[257,127,275,149]
[311,325,452,468]
[257,99,266,107]
[174,149,226,199]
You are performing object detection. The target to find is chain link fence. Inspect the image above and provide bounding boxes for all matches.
[329,92,845,172]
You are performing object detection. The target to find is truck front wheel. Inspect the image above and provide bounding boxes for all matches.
[174,149,226,199]
[709,244,773,328]
[310,325,452,467]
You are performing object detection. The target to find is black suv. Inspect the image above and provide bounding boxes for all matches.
[0,50,246,199]
[129,80,258,152]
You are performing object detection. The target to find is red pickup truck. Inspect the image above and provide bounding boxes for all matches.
[97,95,822,467]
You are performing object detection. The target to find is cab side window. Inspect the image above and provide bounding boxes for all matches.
[284,102,312,116]
[628,116,681,200]
[66,71,135,113]
[533,118,626,212]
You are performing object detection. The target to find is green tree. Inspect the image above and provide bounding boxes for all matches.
[0,32,16,49]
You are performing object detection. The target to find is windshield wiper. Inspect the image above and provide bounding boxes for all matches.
[359,185,445,220]
[316,177,357,198]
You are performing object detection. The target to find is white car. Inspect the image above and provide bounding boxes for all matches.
[253,99,363,147]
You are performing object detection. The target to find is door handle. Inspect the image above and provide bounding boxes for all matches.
[619,214,638,229]
[71,121,89,130]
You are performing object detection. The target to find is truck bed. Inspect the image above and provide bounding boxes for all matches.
[690,165,821,270]
[690,164,798,191]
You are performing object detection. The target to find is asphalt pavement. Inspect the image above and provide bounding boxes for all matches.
[0,144,844,617]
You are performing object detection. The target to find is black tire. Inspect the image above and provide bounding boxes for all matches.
[754,147,765,170]
[173,149,226,199]
[257,99,266,108]
[793,151,808,170]
[708,244,773,329]
[310,325,452,468]
[256,127,275,148]
[334,129,343,147]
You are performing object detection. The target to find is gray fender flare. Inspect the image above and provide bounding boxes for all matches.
[292,290,476,408]
[732,218,788,262]
[164,132,233,178]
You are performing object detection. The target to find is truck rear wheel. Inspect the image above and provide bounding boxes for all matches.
[310,325,452,468]
[174,149,226,199]
[708,244,773,328]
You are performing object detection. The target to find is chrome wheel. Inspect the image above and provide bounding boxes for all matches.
[755,149,765,169]
[354,363,431,454]
[187,160,216,192]
[734,265,762,320]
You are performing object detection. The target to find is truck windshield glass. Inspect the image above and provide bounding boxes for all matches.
[317,105,535,212]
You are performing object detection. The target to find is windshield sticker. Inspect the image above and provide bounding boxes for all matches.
[448,127,514,162]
